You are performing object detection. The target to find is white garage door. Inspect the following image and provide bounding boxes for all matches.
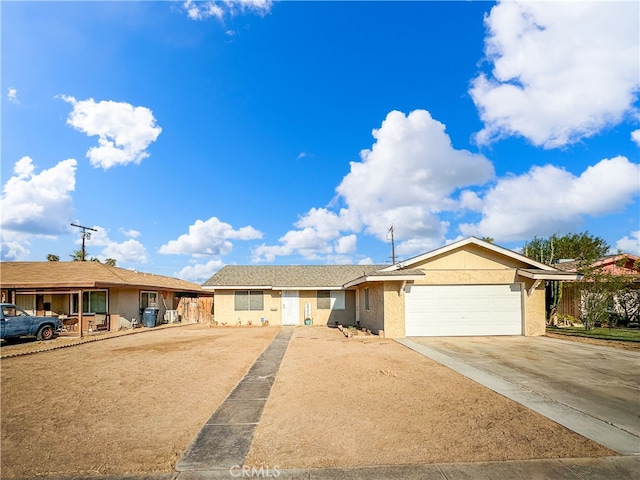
[405,284,522,336]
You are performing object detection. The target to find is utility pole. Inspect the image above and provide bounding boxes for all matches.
[388,225,396,265]
[70,223,97,261]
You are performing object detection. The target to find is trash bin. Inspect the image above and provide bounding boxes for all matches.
[142,307,159,328]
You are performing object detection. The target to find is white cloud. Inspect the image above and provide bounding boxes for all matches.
[183,0,272,21]
[458,190,484,212]
[60,95,162,169]
[337,110,493,252]
[471,1,640,148]
[82,226,148,263]
[335,234,357,255]
[175,259,225,283]
[1,156,77,237]
[460,156,640,241]
[0,157,77,260]
[0,239,30,261]
[252,208,359,262]
[615,231,640,256]
[7,87,18,103]
[119,228,141,238]
[253,110,494,261]
[395,237,444,258]
[296,152,313,160]
[159,216,262,256]
[632,130,640,147]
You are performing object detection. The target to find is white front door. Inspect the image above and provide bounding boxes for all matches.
[281,290,300,325]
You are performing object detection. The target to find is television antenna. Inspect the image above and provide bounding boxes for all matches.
[70,223,97,261]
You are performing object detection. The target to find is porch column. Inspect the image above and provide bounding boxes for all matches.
[78,289,83,338]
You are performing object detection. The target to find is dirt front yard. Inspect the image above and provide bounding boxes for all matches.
[1,325,278,478]
[2,325,616,478]
[245,327,615,468]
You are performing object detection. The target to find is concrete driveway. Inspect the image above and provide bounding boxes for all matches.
[400,335,640,455]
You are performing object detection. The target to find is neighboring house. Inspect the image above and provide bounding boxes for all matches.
[0,261,212,334]
[555,254,640,322]
[203,237,580,337]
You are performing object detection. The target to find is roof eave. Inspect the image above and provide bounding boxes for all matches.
[344,273,424,288]
[517,269,583,281]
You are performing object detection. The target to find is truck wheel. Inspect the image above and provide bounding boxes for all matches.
[37,325,54,341]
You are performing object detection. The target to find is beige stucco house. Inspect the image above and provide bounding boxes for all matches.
[0,261,212,334]
[203,237,580,337]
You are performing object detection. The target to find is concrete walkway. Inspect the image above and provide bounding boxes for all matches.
[176,327,295,471]
[397,338,640,456]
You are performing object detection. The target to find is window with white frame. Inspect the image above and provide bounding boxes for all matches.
[364,288,370,311]
[141,291,158,309]
[234,291,264,311]
[71,290,108,314]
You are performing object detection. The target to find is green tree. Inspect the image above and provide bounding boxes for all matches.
[105,258,117,266]
[70,249,85,261]
[575,266,636,331]
[524,232,609,267]
[523,232,610,323]
[46,254,60,262]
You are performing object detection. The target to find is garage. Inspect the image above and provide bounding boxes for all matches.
[405,284,523,336]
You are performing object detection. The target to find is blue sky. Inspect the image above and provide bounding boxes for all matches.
[2,0,639,283]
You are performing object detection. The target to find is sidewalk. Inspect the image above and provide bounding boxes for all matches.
[174,456,640,479]
[34,456,640,479]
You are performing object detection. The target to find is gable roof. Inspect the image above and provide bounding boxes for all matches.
[382,236,557,272]
[0,261,207,293]
[203,265,391,290]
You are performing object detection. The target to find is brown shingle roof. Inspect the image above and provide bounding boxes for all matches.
[203,265,389,289]
[0,261,206,293]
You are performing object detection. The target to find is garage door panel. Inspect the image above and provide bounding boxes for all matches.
[406,284,522,336]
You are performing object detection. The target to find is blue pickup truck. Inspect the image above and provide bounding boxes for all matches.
[0,304,62,341]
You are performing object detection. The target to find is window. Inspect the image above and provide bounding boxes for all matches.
[317,290,346,310]
[364,288,370,311]
[331,291,345,310]
[141,291,158,309]
[15,294,35,313]
[234,291,264,311]
[317,291,330,309]
[71,290,108,314]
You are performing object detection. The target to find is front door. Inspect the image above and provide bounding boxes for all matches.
[281,291,299,325]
